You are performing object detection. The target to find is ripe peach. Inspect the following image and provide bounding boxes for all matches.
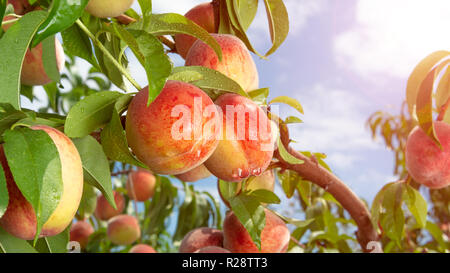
[7,0,32,15]
[85,0,135,18]
[129,244,157,253]
[126,80,220,175]
[223,209,290,253]
[204,93,274,182]
[70,221,94,249]
[0,126,83,240]
[405,121,450,189]
[174,2,217,59]
[2,16,65,86]
[194,246,231,253]
[126,168,156,201]
[94,191,126,221]
[185,34,259,91]
[107,214,140,245]
[175,164,212,182]
[179,227,224,253]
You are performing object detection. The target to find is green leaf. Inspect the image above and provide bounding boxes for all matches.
[403,184,427,228]
[34,226,69,253]
[61,24,97,67]
[285,116,303,124]
[248,189,280,204]
[229,194,266,250]
[31,0,90,47]
[101,94,146,168]
[0,163,8,218]
[41,35,60,83]
[277,169,299,198]
[218,179,241,203]
[378,182,405,245]
[270,96,304,115]
[169,66,248,98]
[136,13,222,60]
[277,138,304,165]
[72,136,116,210]
[0,10,47,109]
[3,127,63,242]
[65,91,123,138]
[248,88,269,105]
[43,82,59,112]
[77,182,97,220]
[235,0,258,31]
[0,227,37,253]
[0,103,27,140]
[263,0,289,57]
[425,221,448,251]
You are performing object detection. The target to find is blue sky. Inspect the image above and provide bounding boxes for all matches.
[23,0,450,204]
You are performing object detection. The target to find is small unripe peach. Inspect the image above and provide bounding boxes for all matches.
[223,209,290,253]
[126,169,156,201]
[85,0,135,18]
[107,215,140,245]
[175,2,217,59]
[186,34,259,91]
[126,80,220,175]
[405,121,450,189]
[175,164,212,182]
[129,244,157,253]
[204,93,274,182]
[94,191,126,221]
[70,221,94,249]
[194,246,231,253]
[179,227,224,253]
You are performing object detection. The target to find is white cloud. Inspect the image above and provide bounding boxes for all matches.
[334,0,450,79]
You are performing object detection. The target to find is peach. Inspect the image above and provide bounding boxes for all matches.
[204,93,274,182]
[405,121,450,189]
[70,221,94,249]
[179,227,224,253]
[223,209,290,253]
[175,164,212,182]
[2,16,65,86]
[185,34,259,91]
[126,168,156,201]
[194,246,231,253]
[85,0,135,18]
[129,244,157,253]
[0,126,83,240]
[94,191,126,221]
[125,80,220,175]
[174,2,217,59]
[107,214,140,245]
[6,0,32,15]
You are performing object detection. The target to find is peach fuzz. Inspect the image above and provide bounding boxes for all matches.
[185,34,259,92]
[129,244,157,253]
[2,15,65,86]
[94,191,126,221]
[204,93,274,182]
[405,121,450,189]
[107,215,141,245]
[174,2,217,59]
[223,209,290,253]
[70,221,94,249]
[0,126,83,240]
[179,227,224,253]
[125,80,220,175]
[85,0,135,18]
[175,164,212,182]
[126,169,156,201]
[194,246,231,253]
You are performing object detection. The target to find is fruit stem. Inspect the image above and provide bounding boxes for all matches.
[75,19,142,91]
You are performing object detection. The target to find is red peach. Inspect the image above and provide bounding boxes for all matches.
[85,0,135,18]
[186,34,259,91]
[94,191,126,221]
[179,227,224,253]
[405,121,450,189]
[175,2,217,59]
[129,244,157,253]
[126,169,156,201]
[223,209,290,253]
[204,93,274,182]
[175,164,212,182]
[107,215,141,245]
[125,80,220,175]
[0,126,83,240]
[194,246,231,253]
[6,0,32,15]
[70,221,94,249]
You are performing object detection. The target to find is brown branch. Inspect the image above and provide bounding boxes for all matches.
[274,123,380,252]
[158,36,177,53]
[115,14,137,25]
